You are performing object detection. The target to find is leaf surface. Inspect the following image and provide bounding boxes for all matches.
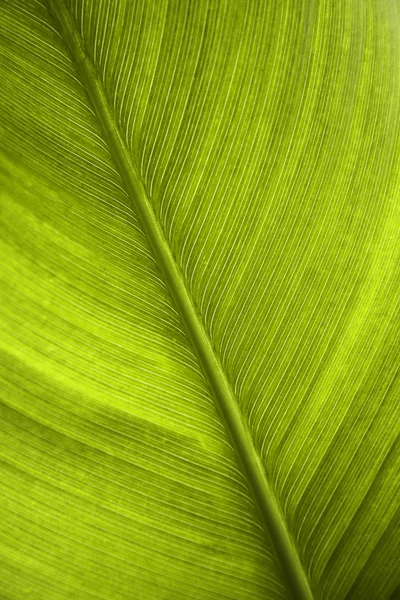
[0,1,399,598]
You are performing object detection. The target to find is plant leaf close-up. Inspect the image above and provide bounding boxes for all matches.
[0,0,399,598]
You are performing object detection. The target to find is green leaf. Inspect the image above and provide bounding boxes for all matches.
[0,0,399,598]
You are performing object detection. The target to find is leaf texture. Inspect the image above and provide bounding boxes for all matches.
[0,0,399,599]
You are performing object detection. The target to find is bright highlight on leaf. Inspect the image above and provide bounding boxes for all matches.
[0,0,399,598]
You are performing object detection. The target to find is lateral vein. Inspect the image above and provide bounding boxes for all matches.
[47,2,314,598]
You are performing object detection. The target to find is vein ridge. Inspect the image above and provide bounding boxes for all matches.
[46,1,314,598]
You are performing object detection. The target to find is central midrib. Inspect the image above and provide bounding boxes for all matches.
[47,2,314,598]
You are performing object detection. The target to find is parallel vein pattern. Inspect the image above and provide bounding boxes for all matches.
[63,0,400,596]
[0,0,400,599]
[0,1,285,598]
[46,1,313,597]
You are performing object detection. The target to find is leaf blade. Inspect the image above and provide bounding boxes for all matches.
[1,0,400,598]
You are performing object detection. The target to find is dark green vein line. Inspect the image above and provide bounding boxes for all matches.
[47,2,314,598]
